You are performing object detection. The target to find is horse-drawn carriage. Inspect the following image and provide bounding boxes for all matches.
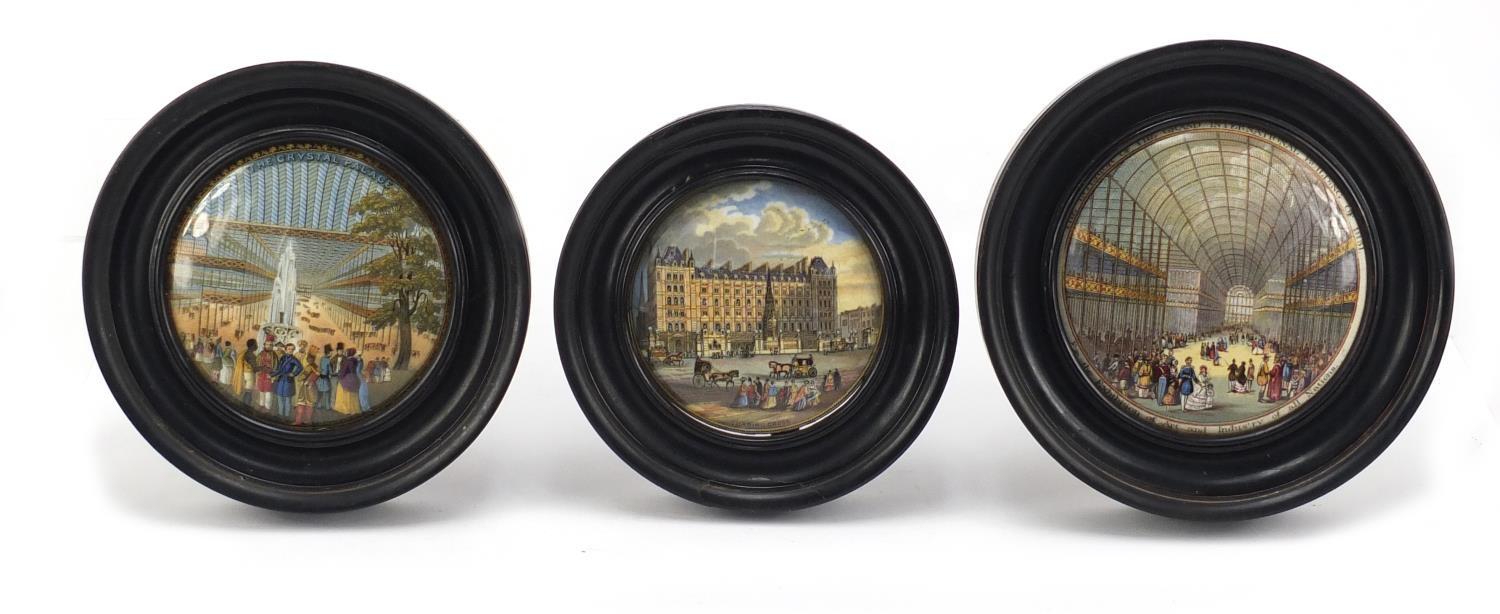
[690,357,738,387]
[649,348,685,366]
[769,353,817,379]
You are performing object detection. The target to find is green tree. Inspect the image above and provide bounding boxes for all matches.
[349,187,445,371]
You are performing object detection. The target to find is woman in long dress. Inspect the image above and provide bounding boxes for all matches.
[334,349,363,415]
[1134,359,1154,398]
[788,383,807,411]
[1185,365,1214,411]
[732,380,750,408]
[1183,381,1214,411]
[1230,362,1250,393]
[357,352,371,412]
[1156,363,1170,405]
[762,381,779,410]
[1162,379,1181,406]
[232,339,255,404]
[297,347,320,425]
[297,347,319,407]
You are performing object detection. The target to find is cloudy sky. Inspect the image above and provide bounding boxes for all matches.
[644,178,883,310]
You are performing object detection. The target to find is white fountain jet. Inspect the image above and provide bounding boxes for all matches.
[257,239,305,349]
[267,240,299,326]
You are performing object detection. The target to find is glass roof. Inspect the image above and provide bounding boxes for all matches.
[182,150,407,289]
[1102,125,1357,297]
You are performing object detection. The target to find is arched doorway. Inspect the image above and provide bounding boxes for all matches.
[1225,285,1254,325]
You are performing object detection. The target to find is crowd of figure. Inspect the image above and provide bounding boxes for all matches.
[727,369,844,412]
[1106,352,1218,410]
[1087,328,1337,412]
[1075,328,1192,359]
[1252,343,1333,404]
[183,333,394,425]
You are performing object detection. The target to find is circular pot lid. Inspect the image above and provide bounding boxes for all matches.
[557,106,958,511]
[978,41,1453,519]
[86,62,529,512]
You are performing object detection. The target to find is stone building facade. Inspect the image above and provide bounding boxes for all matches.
[645,246,839,356]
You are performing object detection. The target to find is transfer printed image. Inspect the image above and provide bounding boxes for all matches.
[1060,123,1366,437]
[629,178,885,436]
[169,144,449,428]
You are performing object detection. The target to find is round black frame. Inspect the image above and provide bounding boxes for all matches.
[85,62,530,512]
[978,41,1452,520]
[557,106,957,511]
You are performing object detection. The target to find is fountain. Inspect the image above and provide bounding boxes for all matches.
[257,240,303,348]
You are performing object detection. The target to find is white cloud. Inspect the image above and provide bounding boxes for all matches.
[681,180,773,212]
[650,180,883,309]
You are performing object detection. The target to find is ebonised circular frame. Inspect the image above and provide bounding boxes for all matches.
[557,106,957,511]
[978,41,1452,520]
[85,62,530,512]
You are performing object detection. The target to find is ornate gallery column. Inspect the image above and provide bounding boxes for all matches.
[1254,277,1285,338]
[1165,268,1202,334]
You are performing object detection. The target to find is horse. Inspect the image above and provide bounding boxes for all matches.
[706,370,740,387]
[768,361,792,379]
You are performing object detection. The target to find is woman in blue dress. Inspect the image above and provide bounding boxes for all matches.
[732,379,750,408]
[356,352,371,412]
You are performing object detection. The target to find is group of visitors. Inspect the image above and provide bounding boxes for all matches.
[184,333,394,425]
[728,369,843,412]
[1225,358,1256,394]
[1256,346,1330,404]
[1091,326,1337,412]
[1198,337,1229,365]
[1079,328,1190,363]
[1108,352,1213,409]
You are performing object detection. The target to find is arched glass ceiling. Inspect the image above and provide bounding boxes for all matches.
[181,151,403,289]
[1103,126,1357,296]
[197,153,389,233]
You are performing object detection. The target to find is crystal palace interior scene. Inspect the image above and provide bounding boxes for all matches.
[168,147,448,427]
[1062,124,1364,434]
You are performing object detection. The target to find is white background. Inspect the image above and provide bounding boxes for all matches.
[5,1,1496,611]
